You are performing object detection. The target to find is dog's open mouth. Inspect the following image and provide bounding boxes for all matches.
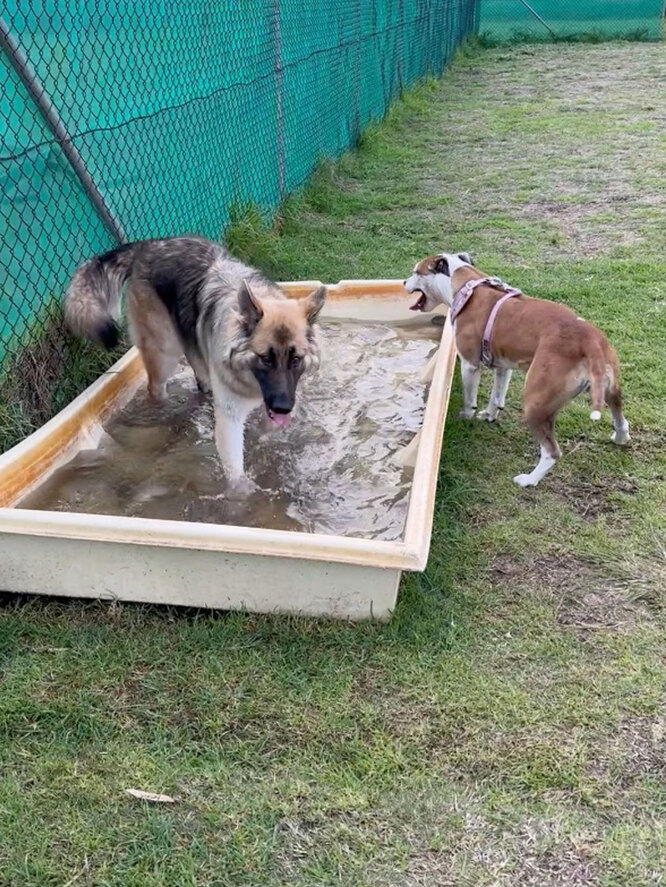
[267,409,292,429]
[409,291,428,312]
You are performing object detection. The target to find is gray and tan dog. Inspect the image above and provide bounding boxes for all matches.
[405,251,630,487]
[65,236,326,484]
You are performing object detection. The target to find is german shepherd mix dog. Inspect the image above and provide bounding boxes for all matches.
[405,252,630,487]
[64,237,326,484]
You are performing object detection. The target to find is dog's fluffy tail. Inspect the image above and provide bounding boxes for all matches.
[64,242,138,349]
[585,342,609,421]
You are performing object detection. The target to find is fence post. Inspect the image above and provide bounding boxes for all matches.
[0,16,126,244]
[514,0,557,38]
[270,0,286,201]
[353,0,362,140]
[473,0,482,35]
[396,0,404,93]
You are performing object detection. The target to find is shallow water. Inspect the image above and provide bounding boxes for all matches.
[19,321,439,540]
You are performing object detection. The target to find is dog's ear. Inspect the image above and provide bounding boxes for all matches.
[458,252,473,266]
[238,279,264,332]
[302,285,327,325]
[433,256,450,276]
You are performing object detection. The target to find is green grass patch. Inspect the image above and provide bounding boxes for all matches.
[0,304,126,452]
[475,27,654,48]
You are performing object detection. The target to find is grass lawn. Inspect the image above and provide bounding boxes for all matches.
[1,42,666,886]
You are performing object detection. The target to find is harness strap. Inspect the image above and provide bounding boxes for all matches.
[450,276,522,368]
[449,277,487,325]
[481,290,520,367]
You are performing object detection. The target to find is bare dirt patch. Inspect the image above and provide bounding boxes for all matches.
[585,717,666,807]
[399,810,601,887]
[549,475,640,521]
[490,551,662,635]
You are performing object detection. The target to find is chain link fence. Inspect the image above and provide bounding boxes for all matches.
[479,0,665,42]
[0,0,479,452]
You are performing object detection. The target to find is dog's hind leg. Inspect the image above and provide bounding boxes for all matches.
[142,343,181,401]
[607,385,630,446]
[514,362,563,487]
[514,411,561,488]
[184,346,211,394]
[478,367,513,422]
[459,358,481,419]
[127,285,182,401]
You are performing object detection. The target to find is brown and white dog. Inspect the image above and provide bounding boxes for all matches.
[405,252,630,487]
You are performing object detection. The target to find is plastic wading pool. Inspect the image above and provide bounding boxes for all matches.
[0,280,455,621]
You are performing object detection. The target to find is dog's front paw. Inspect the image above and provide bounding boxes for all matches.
[459,407,477,420]
[513,473,538,488]
[611,430,630,446]
[227,474,259,496]
[477,409,497,423]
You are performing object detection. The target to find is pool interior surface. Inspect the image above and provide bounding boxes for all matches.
[19,320,439,541]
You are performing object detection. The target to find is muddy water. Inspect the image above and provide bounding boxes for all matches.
[19,322,439,540]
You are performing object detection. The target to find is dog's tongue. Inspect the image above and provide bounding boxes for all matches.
[410,293,428,312]
[268,410,292,429]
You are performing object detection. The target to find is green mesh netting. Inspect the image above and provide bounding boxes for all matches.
[480,0,664,41]
[0,0,479,380]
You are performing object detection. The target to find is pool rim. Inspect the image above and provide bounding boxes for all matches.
[0,279,456,574]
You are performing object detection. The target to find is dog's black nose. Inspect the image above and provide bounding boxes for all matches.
[403,280,407,286]
[269,394,293,414]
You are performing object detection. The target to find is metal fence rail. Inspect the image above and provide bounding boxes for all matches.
[0,0,479,452]
[479,0,664,42]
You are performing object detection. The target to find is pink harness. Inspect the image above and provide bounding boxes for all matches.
[449,276,522,368]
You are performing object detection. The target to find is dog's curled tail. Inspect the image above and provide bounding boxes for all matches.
[64,242,137,349]
[585,342,609,422]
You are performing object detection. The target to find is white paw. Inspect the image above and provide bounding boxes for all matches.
[459,408,476,420]
[611,430,630,446]
[227,474,259,496]
[514,473,538,488]
[477,409,497,422]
